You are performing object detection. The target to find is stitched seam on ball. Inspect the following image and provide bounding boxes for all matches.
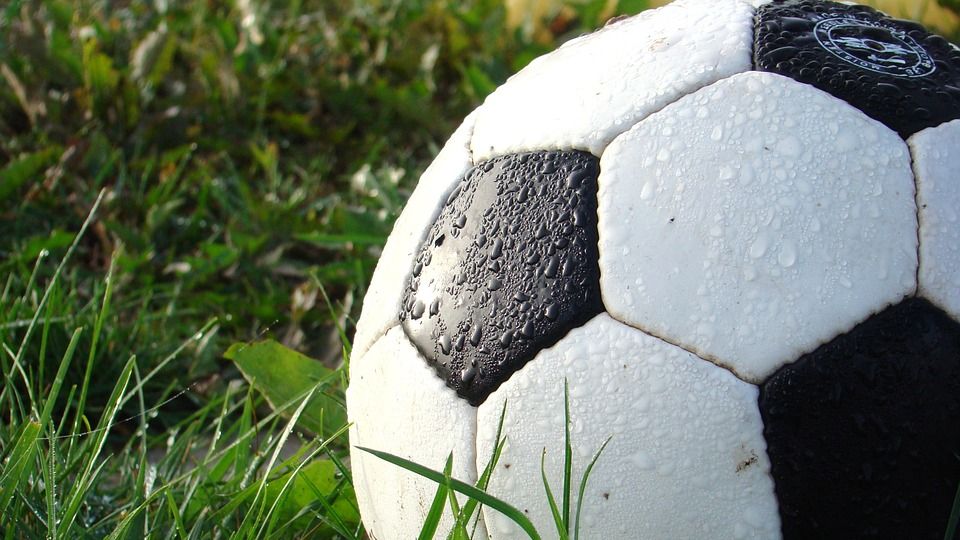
[907,134,927,301]
[600,310,762,385]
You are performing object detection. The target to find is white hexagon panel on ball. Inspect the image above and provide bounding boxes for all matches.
[598,71,918,383]
[476,314,781,540]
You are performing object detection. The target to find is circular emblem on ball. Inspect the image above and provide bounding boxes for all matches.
[814,15,936,77]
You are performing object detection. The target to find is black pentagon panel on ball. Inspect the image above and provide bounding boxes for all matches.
[759,297,960,539]
[400,150,604,405]
[755,0,960,138]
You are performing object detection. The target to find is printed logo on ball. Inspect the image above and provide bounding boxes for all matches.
[814,15,936,78]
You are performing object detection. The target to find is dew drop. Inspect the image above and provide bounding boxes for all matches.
[778,240,797,268]
[521,320,535,338]
[545,256,560,278]
[500,331,513,348]
[490,239,504,259]
[640,181,655,200]
[411,300,426,319]
[630,451,656,470]
[809,217,821,232]
[469,326,482,346]
[749,234,770,259]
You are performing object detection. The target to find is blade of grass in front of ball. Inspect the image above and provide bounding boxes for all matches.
[946,477,960,540]
[562,379,573,532]
[574,436,613,540]
[443,455,475,540]
[457,399,509,535]
[418,453,452,540]
[357,446,542,540]
[541,447,569,540]
[444,455,464,519]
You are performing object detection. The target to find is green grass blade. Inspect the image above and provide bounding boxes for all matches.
[39,327,83,430]
[945,476,960,540]
[0,421,41,517]
[314,280,352,357]
[164,490,188,540]
[574,436,612,540]
[247,381,323,538]
[12,190,106,421]
[442,455,468,539]
[540,448,567,540]
[562,380,572,532]
[59,354,135,534]
[261,443,329,538]
[39,432,57,539]
[71,249,117,442]
[457,399,508,534]
[296,466,360,539]
[357,446,541,540]
[417,453,453,540]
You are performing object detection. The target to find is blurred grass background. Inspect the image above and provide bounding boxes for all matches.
[1,0,958,537]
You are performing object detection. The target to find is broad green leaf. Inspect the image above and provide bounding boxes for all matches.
[224,340,346,436]
[0,147,62,202]
[264,459,361,533]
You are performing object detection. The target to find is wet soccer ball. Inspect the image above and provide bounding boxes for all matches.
[346,0,960,538]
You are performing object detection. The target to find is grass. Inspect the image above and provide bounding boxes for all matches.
[2,0,960,537]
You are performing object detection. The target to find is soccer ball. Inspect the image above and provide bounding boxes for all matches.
[346,0,960,538]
